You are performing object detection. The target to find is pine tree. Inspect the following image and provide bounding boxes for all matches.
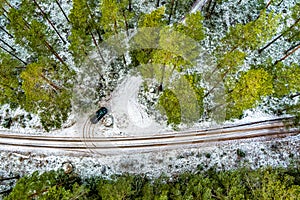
[98,176,135,199]
[173,74,204,123]
[132,7,166,50]
[6,5,66,65]
[167,0,175,24]
[222,10,280,52]
[54,0,70,22]
[100,0,132,38]
[4,170,88,200]
[165,0,195,22]
[99,0,133,65]
[0,52,25,107]
[205,50,246,97]
[132,7,204,98]
[69,0,104,64]
[206,11,280,98]
[0,45,26,64]
[273,3,300,64]
[270,62,300,98]
[158,89,181,125]
[226,69,273,119]
[176,11,205,42]
[20,57,73,131]
[138,7,166,28]
[258,3,300,53]
[32,0,67,44]
[0,0,13,38]
[205,0,224,19]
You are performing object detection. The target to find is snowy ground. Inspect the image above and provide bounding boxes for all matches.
[108,75,166,136]
[1,133,299,196]
[1,0,299,196]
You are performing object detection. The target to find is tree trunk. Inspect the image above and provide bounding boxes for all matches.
[4,1,66,65]
[206,0,213,12]
[205,0,213,19]
[277,0,285,6]
[290,92,300,99]
[258,33,284,53]
[287,32,299,42]
[258,17,300,53]
[209,0,218,16]
[3,0,13,9]
[43,40,67,66]
[33,0,67,44]
[284,42,300,54]
[165,64,176,88]
[96,29,103,42]
[156,0,160,8]
[204,66,231,98]
[85,3,104,44]
[91,32,106,63]
[112,19,127,65]
[23,18,67,66]
[0,175,20,181]
[114,19,118,34]
[54,0,70,23]
[160,65,166,91]
[0,45,27,64]
[0,189,12,195]
[41,73,61,92]
[128,0,132,12]
[273,44,300,66]
[0,38,16,51]
[255,1,274,21]
[168,0,175,24]
[1,7,11,22]
[209,45,239,77]
[122,54,127,65]
[173,0,179,20]
[0,26,14,38]
[1,7,8,14]
[1,12,10,22]
[265,0,273,9]
[122,10,129,36]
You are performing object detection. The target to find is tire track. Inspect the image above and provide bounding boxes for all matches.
[0,117,298,155]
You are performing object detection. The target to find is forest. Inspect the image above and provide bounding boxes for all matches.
[0,0,299,131]
[1,1,300,199]
[3,165,300,199]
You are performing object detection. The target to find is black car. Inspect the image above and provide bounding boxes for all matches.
[90,107,108,124]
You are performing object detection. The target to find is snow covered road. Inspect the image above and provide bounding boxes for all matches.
[1,117,298,155]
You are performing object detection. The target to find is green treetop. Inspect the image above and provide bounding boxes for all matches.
[20,57,73,131]
[222,10,280,52]
[176,11,205,42]
[68,0,99,64]
[259,3,300,54]
[138,7,166,28]
[7,5,65,65]
[271,62,300,98]
[226,68,274,119]
[0,53,24,108]
[100,0,132,38]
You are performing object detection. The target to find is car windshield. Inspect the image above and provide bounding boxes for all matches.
[97,108,107,115]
